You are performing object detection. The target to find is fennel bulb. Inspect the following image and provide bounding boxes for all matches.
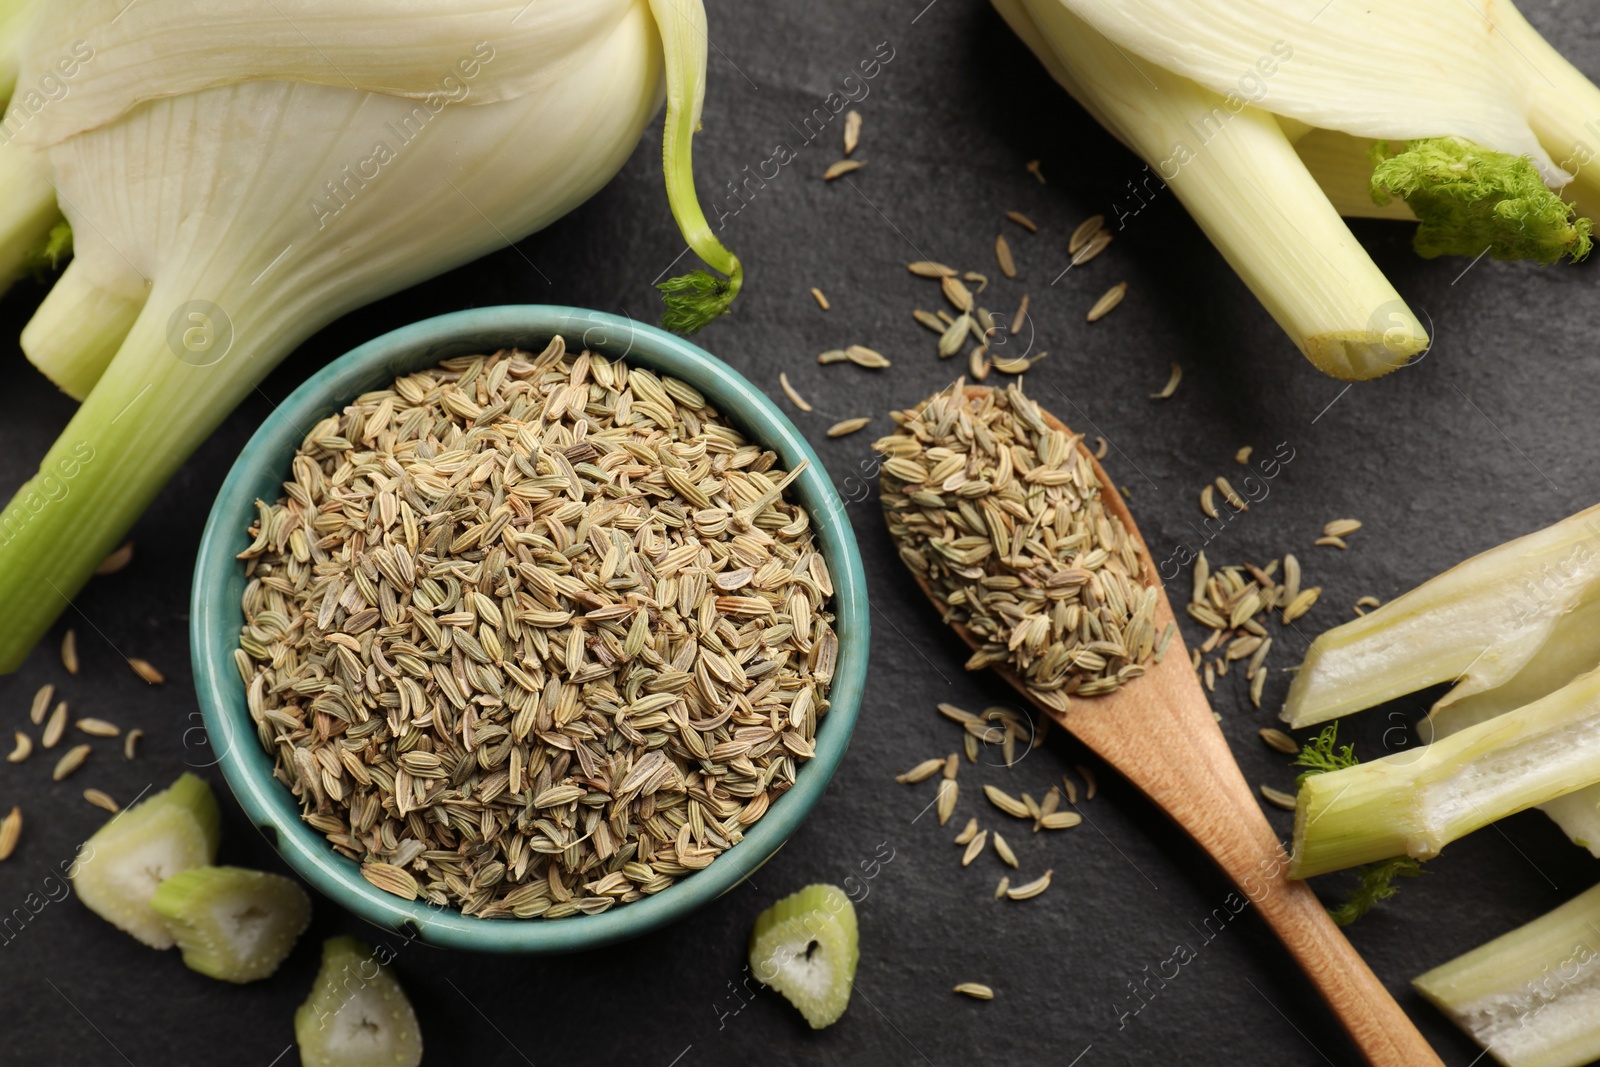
[993,0,1597,379]
[0,0,741,673]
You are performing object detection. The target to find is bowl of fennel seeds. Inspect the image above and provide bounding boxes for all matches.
[190,306,867,954]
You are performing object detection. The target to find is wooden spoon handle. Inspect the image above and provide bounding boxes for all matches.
[1251,875,1444,1067]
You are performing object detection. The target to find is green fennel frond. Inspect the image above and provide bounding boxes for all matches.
[1371,137,1592,264]
[22,219,73,280]
[1328,856,1426,927]
[657,264,743,335]
[1292,722,1358,785]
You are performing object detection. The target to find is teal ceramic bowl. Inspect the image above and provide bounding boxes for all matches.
[191,306,868,954]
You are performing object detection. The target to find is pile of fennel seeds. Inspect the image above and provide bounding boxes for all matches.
[235,337,837,919]
[875,380,1163,712]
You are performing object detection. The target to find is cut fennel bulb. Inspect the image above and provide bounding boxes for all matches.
[995,0,1428,380]
[0,0,741,672]
[1415,882,1600,1067]
[1283,505,1600,729]
[1291,664,1600,879]
[1052,0,1600,205]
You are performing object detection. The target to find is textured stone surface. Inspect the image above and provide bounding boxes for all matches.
[2,2,1599,1064]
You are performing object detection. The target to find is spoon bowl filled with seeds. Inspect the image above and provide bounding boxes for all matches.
[190,306,868,954]
[876,381,1440,1067]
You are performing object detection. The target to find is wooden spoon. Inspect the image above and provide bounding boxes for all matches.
[890,387,1441,1067]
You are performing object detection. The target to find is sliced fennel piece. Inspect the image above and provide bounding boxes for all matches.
[148,866,312,983]
[1282,504,1600,729]
[71,773,221,948]
[749,884,860,1029]
[1415,882,1600,1067]
[1291,664,1600,879]
[1001,0,1427,380]
[22,257,146,400]
[296,936,423,1067]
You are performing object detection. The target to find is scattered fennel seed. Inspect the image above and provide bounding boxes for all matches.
[953,817,979,845]
[1260,728,1299,755]
[779,373,813,412]
[1323,519,1362,538]
[1235,446,1253,464]
[82,789,119,813]
[908,261,956,278]
[7,732,30,763]
[897,759,945,784]
[1068,215,1103,254]
[1010,294,1029,335]
[1086,282,1127,322]
[843,109,861,156]
[1006,211,1038,232]
[1006,870,1052,900]
[28,684,52,725]
[76,718,120,738]
[810,287,830,311]
[1025,160,1045,183]
[53,743,91,781]
[42,702,67,748]
[954,982,994,1000]
[128,658,165,685]
[60,629,79,675]
[995,235,1017,279]
[844,345,890,369]
[123,729,142,760]
[95,542,135,575]
[1260,785,1298,811]
[1315,536,1348,549]
[823,159,863,180]
[0,807,20,860]
[1076,765,1097,800]
[961,830,988,867]
[1070,231,1111,266]
[826,418,871,438]
[1151,363,1181,399]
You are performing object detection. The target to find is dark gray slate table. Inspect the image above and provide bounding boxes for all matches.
[3,2,1599,1064]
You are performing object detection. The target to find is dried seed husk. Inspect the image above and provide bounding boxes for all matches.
[1281,554,1302,607]
[361,862,419,901]
[954,818,979,845]
[1250,669,1267,708]
[83,789,119,813]
[1006,870,1052,900]
[1260,785,1298,811]
[990,355,1034,375]
[1215,477,1247,511]
[938,315,970,358]
[827,417,871,438]
[1260,728,1299,755]
[963,271,988,293]
[817,348,850,364]
[1086,282,1127,322]
[897,758,945,784]
[954,982,995,1000]
[938,703,978,725]
[936,778,958,825]
[943,753,960,780]
[1283,587,1321,624]
[1356,595,1382,608]
[1247,636,1273,680]
[845,344,890,369]
[1076,765,1098,801]
[53,743,91,781]
[1061,774,1078,805]
[1151,363,1182,399]
[914,309,945,333]
[1006,211,1038,232]
[983,785,1030,819]
[1235,446,1253,464]
[942,275,974,312]
[1070,230,1111,266]
[908,261,956,278]
[76,718,120,738]
[28,684,52,725]
[843,109,862,155]
[1315,535,1348,549]
[7,732,30,763]
[61,629,79,675]
[42,702,68,748]
[1039,812,1081,830]
[1199,484,1218,519]
[96,542,135,575]
[128,658,165,685]
[968,345,989,382]
[823,159,863,180]
[1068,214,1104,254]
[962,829,988,867]
[995,235,1017,279]
[994,876,1010,898]
[1323,518,1362,538]
[0,807,19,860]
[124,729,143,760]
[963,732,980,762]
[779,372,814,412]
[810,287,830,310]
[993,833,1019,868]
[1010,294,1029,335]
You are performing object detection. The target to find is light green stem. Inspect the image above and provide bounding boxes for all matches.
[1497,2,1600,222]
[0,138,62,291]
[1292,665,1600,879]
[647,0,741,332]
[23,259,147,399]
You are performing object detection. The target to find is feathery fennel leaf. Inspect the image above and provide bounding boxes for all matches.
[658,266,742,335]
[1370,137,1592,264]
[1293,722,1358,785]
[22,219,73,280]
[1328,856,1426,927]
